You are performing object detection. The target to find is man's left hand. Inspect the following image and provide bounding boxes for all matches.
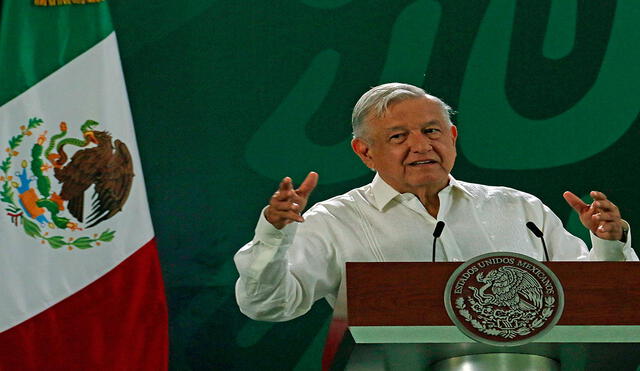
[563,191,625,241]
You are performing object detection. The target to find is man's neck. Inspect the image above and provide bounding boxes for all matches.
[409,180,449,218]
[374,174,450,218]
[416,191,441,218]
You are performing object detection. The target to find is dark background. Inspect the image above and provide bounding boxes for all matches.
[104,1,640,369]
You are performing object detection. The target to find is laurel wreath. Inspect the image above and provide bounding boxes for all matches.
[1,118,115,250]
[456,295,555,339]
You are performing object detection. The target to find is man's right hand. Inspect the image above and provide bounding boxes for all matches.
[265,171,319,229]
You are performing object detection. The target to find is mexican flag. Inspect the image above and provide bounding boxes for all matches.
[0,1,168,369]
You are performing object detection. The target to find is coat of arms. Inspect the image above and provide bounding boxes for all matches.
[444,252,564,346]
[1,118,134,250]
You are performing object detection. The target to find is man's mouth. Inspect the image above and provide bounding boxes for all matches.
[408,160,437,166]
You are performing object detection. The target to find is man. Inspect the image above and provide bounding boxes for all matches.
[234,83,637,322]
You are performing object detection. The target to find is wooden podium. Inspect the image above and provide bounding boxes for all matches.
[326,262,640,370]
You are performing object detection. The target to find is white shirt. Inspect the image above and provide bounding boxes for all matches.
[234,174,637,321]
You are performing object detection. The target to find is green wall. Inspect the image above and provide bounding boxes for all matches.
[107,1,640,369]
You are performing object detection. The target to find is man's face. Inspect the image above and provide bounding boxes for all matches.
[352,96,458,195]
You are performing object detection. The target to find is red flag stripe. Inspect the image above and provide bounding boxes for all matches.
[0,239,168,371]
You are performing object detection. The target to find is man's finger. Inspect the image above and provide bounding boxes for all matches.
[592,211,620,222]
[272,209,304,223]
[297,171,319,197]
[272,200,301,212]
[273,177,294,201]
[590,190,608,200]
[592,199,619,213]
[287,211,304,222]
[597,222,620,234]
[291,191,311,205]
[273,189,292,202]
[563,191,588,212]
[279,177,293,192]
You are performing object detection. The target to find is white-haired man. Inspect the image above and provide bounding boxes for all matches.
[234,82,637,321]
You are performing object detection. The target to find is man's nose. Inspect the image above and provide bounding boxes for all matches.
[407,132,432,152]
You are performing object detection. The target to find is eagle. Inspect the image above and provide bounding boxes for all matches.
[472,266,543,311]
[54,130,134,228]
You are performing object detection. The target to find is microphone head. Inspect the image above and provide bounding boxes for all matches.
[526,221,544,238]
[433,221,446,238]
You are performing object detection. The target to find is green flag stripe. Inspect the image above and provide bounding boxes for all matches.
[0,1,113,106]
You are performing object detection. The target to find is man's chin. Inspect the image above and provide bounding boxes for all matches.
[406,176,449,190]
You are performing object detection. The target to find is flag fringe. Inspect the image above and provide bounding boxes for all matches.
[34,0,103,6]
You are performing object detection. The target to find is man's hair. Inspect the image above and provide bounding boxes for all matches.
[351,82,454,140]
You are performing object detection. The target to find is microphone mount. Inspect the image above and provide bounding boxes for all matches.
[432,221,445,262]
[526,221,550,261]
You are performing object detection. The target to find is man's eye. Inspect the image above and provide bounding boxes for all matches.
[424,128,442,137]
[389,134,404,141]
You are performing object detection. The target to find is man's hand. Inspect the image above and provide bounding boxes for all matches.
[563,190,625,241]
[265,172,319,229]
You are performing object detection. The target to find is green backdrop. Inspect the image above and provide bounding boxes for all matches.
[106,1,640,369]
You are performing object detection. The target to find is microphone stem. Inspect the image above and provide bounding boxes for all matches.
[432,238,437,263]
[541,238,550,262]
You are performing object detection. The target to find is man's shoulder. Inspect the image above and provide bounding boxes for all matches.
[306,184,372,215]
[455,179,542,204]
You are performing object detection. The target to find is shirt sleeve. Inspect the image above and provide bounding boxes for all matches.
[588,220,638,261]
[234,206,341,321]
[540,203,590,261]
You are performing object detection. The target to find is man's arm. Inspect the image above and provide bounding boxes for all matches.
[234,172,340,321]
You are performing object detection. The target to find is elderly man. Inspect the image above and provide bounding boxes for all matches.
[234,82,637,321]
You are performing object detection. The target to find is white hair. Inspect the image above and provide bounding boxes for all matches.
[351,82,453,140]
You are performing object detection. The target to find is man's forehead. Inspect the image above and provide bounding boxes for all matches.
[374,100,449,125]
[361,96,451,139]
[385,96,444,116]
[383,120,444,131]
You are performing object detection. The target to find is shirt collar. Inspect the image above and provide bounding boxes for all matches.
[370,173,474,211]
[448,175,474,199]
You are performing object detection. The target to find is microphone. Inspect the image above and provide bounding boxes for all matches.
[526,221,550,261]
[432,221,445,262]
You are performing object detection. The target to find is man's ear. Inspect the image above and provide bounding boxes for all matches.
[450,125,458,144]
[351,138,374,169]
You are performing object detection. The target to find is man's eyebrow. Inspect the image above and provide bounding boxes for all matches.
[385,121,441,132]
[422,120,441,127]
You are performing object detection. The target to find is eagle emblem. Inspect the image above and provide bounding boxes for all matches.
[1,118,133,250]
[52,120,134,227]
[471,266,543,312]
[444,253,564,346]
